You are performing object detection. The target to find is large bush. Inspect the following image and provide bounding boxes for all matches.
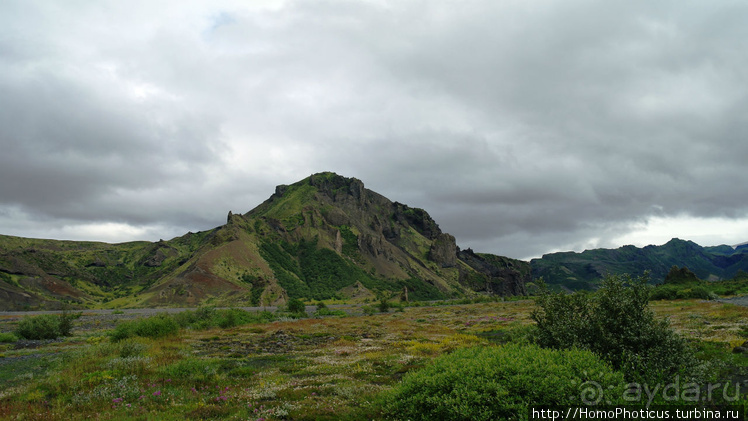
[111,313,179,342]
[15,310,80,340]
[385,344,624,421]
[15,315,60,340]
[532,274,698,383]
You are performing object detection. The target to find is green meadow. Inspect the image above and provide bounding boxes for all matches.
[1,284,747,420]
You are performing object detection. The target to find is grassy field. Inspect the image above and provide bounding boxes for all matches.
[0,298,746,420]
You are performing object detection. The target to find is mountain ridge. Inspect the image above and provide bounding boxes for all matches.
[5,172,745,309]
[0,172,530,310]
[532,237,748,289]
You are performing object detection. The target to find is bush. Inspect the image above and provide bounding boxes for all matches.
[532,274,698,383]
[14,309,81,340]
[116,338,148,358]
[378,299,390,313]
[385,344,625,421]
[110,321,136,342]
[173,307,275,330]
[0,332,17,343]
[676,286,712,300]
[57,308,80,337]
[111,314,179,342]
[286,298,306,315]
[649,286,678,301]
[134,314,179,338]
[173,306,215,329]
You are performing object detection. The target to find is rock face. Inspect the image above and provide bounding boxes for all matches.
[340,281,376,302]
[429,233,458,268]
[664,266,701,284]
[458,248,529,296]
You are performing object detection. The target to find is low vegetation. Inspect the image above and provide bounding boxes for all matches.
[385,344,625,420]
[0,279,747,420]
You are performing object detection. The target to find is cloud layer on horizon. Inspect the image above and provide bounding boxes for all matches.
[2,0,748,259]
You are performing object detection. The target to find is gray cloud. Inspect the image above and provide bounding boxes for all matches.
[2,0,748,258]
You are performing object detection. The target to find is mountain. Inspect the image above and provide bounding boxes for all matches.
[531,238,748,290]
[0,172,530,310]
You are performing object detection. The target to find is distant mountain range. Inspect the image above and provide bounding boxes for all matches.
[531,238,748,290]
[0,172,530,310]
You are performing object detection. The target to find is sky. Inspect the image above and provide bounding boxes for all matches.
[1,0,748,261]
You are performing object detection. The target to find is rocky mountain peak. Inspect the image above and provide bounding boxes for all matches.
[0,171,531,310]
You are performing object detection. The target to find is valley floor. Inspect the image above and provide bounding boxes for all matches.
[0,299,746,420]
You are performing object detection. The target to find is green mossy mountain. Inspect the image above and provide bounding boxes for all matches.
[0,172,530,310]
[532,238,748,290]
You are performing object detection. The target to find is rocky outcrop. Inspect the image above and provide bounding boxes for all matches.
[393,202,441,239]
[334,230,343,254]
[340,281,376,302]
[429,233,458,268]
[142,243,177,268]
[321,207,349,226]
[458,248,529,296]
[664,266,701,284]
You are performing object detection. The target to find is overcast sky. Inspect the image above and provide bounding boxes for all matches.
[2,0,747,260]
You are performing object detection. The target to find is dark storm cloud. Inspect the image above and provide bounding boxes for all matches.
[2,0,748,258]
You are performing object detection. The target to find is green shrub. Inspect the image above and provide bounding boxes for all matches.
[286,298,306,315]
[0,332,17,343]
[225,308,274,325]
[649,286,678,301]
[57,308,80,337]
[134,314,179,338]
[532,274,698,383]
[174,306,218,329]
[111,314,179,342]
[14,310,81,340]
[116,338,148,358]
[675,286,712,300]
[385,344,625,421]
[378,299,390,313]
[110,321,135,342]
[15,315,63,340]
[217,308,239,329]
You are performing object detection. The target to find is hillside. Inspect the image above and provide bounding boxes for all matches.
[531,238,748,290]
[0,172,530,310]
